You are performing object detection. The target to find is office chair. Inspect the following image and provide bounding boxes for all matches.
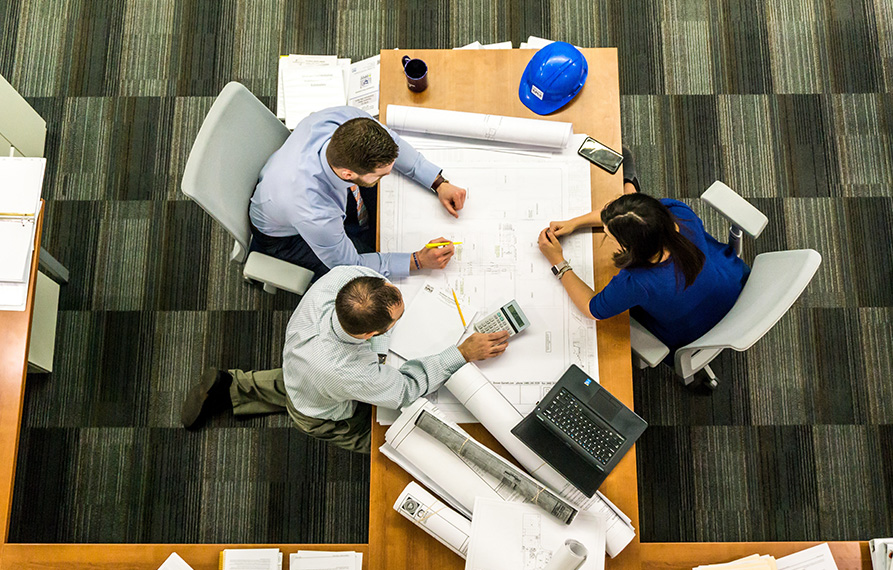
[181,81,313,295]
[630,181,822,387]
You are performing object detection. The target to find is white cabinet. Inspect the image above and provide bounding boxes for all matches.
[0,73,61,373]
[0,73,46,157]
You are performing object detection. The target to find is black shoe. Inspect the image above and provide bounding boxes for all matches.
[181,368,233,429]
[621,145,643,193]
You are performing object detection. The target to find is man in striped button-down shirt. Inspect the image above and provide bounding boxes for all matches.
[181,266,509,453]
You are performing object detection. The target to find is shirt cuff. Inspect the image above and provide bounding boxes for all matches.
[390,252,412,279]
[440,345,468,374]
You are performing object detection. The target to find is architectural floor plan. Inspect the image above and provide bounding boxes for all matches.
[380,134,599,419]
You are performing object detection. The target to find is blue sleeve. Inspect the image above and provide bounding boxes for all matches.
[296,215,411,279]
[381,124,441,190]
[589,271,648,320]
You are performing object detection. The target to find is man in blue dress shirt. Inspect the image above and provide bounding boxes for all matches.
[249,106,467,279]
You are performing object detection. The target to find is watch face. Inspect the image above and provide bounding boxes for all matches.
[551,265,560,275]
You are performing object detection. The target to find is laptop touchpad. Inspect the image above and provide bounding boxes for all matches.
[589,391,622,420]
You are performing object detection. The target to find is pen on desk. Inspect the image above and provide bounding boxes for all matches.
[425,241,463,248]
[451,289,466,327]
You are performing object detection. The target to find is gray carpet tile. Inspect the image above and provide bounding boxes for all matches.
[4,0,892,546]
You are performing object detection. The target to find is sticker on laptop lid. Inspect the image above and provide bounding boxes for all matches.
[584,379,592,386]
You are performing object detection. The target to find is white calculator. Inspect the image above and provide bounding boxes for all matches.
[473,299,530,336]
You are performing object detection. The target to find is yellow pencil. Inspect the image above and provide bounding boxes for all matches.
[451,289,466,327]
[425,241,463,248]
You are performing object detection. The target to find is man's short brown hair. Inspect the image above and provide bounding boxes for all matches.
[326,118,399,175]
[335,276,403,335]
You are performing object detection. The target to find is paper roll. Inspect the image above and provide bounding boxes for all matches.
[543,539,588,570]
[393,482,471,558]
[386,105,573,149]
[385,399,506,512]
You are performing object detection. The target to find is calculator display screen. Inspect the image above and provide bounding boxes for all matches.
[504,304,526,328]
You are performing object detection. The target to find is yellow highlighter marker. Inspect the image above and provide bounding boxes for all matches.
[451,289,466,327]
[425,241,463,248]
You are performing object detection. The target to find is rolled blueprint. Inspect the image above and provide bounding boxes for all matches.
[444,363,636,557]
[386,105,573,149]
[386,400,519,513]
[543,539,588,570]
[414,410,578,524]
[393,482,471,559]
[385,400,577,524]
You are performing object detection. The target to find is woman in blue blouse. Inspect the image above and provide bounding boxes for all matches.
[537,186,750,361]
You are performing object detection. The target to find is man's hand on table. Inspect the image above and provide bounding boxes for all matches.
[413,237,455,270]
[437,182,467,218]
[457,331,510,362]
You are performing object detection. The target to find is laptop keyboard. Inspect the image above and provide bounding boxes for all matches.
[540,388,625,465]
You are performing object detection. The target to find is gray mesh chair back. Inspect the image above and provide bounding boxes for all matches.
[181,81,289,262]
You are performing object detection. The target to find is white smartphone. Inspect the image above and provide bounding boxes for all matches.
[578,137,624,174]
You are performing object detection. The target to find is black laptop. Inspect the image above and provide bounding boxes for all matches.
[511,365,647,497]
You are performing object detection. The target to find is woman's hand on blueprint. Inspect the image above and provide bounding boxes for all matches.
[413,237,455,270]
[547,218,578,238]
[537,227,565,266]
[437,182,467,218]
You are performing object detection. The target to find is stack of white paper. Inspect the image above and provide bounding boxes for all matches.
[219,548,282,570]
[454,40,513,50]
[694,543,841,570]
[0,157,45,311]
[519,36,582,50]
[290,550,362,570]
[277,54,381,129]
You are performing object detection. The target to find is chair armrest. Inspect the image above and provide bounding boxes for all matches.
[700,181,768,239]
[243,252,314,295]
[630,317,670,368]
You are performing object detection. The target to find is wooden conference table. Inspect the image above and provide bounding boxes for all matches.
[0,49,868,569]
[367,49,870,570]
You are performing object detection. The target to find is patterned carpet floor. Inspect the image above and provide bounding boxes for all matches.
[1,0,891,544]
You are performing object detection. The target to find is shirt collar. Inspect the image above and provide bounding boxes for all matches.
[320,139,355,192]
[331,311,366,345]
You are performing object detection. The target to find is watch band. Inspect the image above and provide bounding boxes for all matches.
[550,260,570,276]
[431,173,448,192]
[557,265,573,280]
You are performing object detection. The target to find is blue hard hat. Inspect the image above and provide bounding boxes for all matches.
[519,42,588,115]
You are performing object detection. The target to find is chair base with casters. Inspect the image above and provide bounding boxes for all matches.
[629,182,821,388]
[181,81,314,296]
